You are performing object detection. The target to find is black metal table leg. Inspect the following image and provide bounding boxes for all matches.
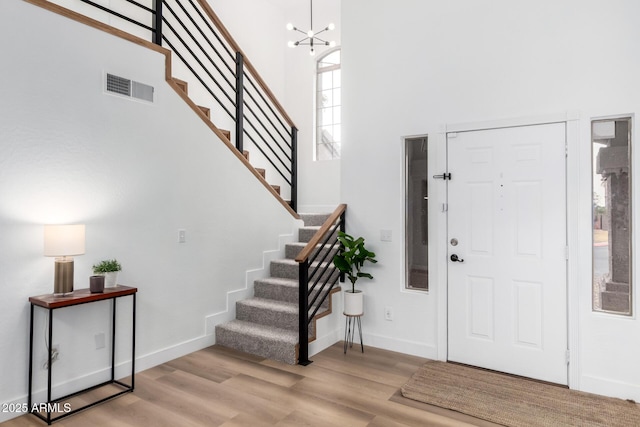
[28,304,34,410]
[131,293,136,390]
[47,308,53,424]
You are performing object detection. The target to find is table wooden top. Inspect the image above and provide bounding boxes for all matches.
[29,285,137,309]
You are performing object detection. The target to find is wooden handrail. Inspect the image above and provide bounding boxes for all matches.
[295,204,346,263]
[195,0,296,129]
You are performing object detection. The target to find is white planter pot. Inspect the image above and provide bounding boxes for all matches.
[344,290,364,316]
[103,271,119,288]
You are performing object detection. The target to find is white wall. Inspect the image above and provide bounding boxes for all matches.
[280,0,342,213]
[0,0,296,419]
[177,0,342,212]
[342,0,640,400]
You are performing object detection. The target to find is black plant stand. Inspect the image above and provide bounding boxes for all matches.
[343,313,363,354]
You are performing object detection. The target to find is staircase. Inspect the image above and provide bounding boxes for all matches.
[171,77,285,200]
[216,213,340,364]
[27,0,340,364]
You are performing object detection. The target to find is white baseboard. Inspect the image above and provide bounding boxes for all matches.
[0,333,214,424]
[359,332,438,360]
[579,374,640,402]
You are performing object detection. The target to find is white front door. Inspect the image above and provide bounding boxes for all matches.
[447,123,568,385]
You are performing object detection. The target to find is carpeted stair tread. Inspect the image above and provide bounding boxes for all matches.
[254,277,334,308]
[285,242,339,260]
[270,258,338,281]
[236,297,298,331]
[217,319,298,342]
[254,277,298,301]
[238,297,297,314]
[299,213,332,227]
[215,320,298,364]
[298,226,321,243]
[214,211,339,365]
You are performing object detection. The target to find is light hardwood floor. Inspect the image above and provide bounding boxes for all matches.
[3,343,498,426]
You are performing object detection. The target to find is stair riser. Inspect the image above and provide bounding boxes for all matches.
[254,280,334,307]
[215,326,296,365]
[236,302,298,331]
[270,261,339,281]
[300,214,332,227]
[285,243,339,261]
[270,261,298,280]
[298,228,338,244]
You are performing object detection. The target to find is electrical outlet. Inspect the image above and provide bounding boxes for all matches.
[178,229,186,243]
[381,229,392,242]
[384,306,393,321]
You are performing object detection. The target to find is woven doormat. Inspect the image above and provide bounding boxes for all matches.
[401,360,640,427]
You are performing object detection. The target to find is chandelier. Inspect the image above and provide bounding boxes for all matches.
[286,0,336,56]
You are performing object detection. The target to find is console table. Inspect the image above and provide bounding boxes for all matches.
[28,285,137,424]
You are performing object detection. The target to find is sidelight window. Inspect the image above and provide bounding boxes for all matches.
[405,136,429,291]
[592,117,633,315]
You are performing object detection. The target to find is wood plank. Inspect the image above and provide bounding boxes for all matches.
[173,78,188,94]
[2,343,498,426]
[197,105,210,119]
[222,374,374,425]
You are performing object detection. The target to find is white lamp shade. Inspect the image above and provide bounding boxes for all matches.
[44,224,86,257]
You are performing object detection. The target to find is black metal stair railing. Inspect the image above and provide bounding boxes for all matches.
[295,204,346,365]
[65,0,298,211]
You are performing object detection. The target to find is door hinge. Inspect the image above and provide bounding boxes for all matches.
[441,203,448,212]
[565,246,570,260]
[433,172,452,180]
[565,350,570,364]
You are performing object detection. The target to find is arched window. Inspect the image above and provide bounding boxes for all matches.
[316,49,341,160]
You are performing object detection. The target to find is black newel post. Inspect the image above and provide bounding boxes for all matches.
[152,0,163,45]
[298,261,312,365]
[291,127,298,212]
[339,211,346,283]
[235,52,244,153]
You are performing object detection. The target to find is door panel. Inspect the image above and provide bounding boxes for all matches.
[447,123,567,385]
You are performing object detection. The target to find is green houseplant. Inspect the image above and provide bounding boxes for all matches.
[333,231,377,315]
[92,259,121,288]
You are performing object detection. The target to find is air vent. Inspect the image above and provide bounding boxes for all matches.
[106,73,154,103]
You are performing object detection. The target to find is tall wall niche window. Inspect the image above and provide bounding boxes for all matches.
[405,136,429,291]
[592,117,633,315]
[316,49,341,160]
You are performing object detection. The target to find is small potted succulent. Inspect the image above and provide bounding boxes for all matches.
[333,231,377,315]
[92,259,122,288]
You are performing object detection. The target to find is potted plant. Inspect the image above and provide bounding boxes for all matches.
[92,259,122,288]
[333,231,377,315]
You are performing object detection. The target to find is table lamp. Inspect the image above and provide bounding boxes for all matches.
[44,224,86,295]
